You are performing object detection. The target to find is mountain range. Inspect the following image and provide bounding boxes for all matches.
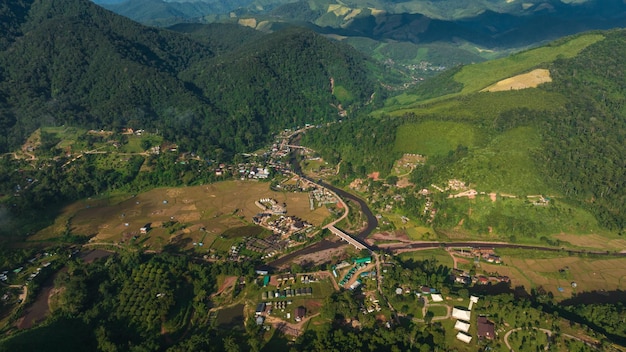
[93,0,626,70]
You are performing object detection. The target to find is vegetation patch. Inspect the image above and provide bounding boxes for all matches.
[451,126,551,194]
[394,121,480,156]
[222,225,265,239]
[399,249,454,269]
[489,249,626,301]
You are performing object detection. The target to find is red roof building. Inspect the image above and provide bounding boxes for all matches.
[477,316,495,339]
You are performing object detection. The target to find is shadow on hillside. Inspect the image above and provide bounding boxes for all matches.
[559,289,626,306]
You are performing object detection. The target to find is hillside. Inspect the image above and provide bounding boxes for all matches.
[302,29,626,236]
[0,0,378,157]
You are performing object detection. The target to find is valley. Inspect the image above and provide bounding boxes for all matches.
[0,0,625,350]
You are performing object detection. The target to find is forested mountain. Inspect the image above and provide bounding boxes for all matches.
[0,0,378,157]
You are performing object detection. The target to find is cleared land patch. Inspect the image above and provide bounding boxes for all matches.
[394,121,480,156]
[454,34,604,93]
[384,87,566,119]
[481,68,552,92]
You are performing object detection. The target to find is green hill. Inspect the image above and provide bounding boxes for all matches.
[0,0,378,157]
[303,29,626,234]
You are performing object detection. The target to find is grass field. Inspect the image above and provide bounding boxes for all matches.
[454,34,604,93]
[399,249,454,269]
[427,304,448,317]
[382,86,566,118]
[394,121,481,156]
[439,195,605,243]
[29,181,330,251]
[377,34,601,117]
[452,126,552,194]
[484,249,626,301]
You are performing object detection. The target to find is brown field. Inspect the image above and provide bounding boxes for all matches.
[482,68,552,92]
[30,181,330,250]
[483,254,626,300]
[553,233,626,251]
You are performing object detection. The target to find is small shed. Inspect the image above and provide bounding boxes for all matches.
[255,302,266,316]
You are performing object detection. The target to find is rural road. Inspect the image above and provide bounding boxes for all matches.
[503,327,596,351]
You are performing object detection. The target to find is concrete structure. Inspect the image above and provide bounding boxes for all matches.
[327,225,368,250]
[431,294,443,302]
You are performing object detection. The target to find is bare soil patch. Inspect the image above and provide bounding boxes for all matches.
[367,171,380,181]
[482,69,552,92]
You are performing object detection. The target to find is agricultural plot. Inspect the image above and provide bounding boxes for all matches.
[484,250,626,301]
[394,121,481,156]
[30,181,330,251]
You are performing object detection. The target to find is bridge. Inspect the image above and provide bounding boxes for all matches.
[326,225,369,251]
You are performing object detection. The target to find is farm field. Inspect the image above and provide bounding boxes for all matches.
[29,181,330,251]
[485,249,626,301]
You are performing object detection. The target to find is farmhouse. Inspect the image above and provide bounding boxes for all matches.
[477,316,496,339]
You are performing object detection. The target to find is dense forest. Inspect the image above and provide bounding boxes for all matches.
[0,0,380,158]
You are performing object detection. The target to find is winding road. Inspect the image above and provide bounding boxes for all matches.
[503,327,597,351]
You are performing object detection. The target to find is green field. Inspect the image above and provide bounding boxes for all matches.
[438,195,604,243]
[452,126,551,194]
[399,249,454,269]
[394,121,481,156]
[378,34,602,116]
[454,34,604,93]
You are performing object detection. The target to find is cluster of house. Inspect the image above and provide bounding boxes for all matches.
[453,296,496,344]
[254,302,306,325]
[452,269,510,286]
[3,252,55,285]
[332,257,373,289]
[309,188,338,209]
[254,214,311,239]
[261,287,314,300]
[254,198,287,215]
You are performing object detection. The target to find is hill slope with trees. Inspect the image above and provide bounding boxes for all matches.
[0,0,379,158]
